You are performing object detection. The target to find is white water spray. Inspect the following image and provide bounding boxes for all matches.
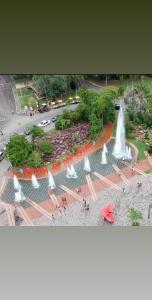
[66,165,78,179]
[48,171,56,189]
[84,156,91,172]
[32,175,40,189]
[101,149,107,164]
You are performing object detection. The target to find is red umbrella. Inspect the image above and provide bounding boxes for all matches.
[101,204,115,223]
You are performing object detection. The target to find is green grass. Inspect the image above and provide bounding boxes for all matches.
[20,95,37,109]
[129,139,148,161]
[145,169,152,174]
[17,87,33,97]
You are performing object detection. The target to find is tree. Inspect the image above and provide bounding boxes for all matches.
[148,129,152,154]
[6,135,34,167]
[68,75,85,91]
[30,126,44,138]
[39,141,53,155]
[27,151,42,168]
[32,75,69,99]
[89,113,103,140]
[128,208,143,226]
[101,87,118,123]
[96,95,106,125]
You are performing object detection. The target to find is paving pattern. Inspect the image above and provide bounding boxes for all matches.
[1,139,134,206]
[33,174,152,226]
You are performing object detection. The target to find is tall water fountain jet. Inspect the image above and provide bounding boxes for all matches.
[32,174,40,189]
[126,146,132,160]
[66,165,78,179]
[13,175,21,191]
[84,156,91,172]
[48,171,56,189]
[103,143,108,153]
[113,104,127,159]
[101,149,107,164]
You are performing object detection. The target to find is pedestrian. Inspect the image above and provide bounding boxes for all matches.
[51,214,55,221]
[131,166,135,174]
[122,187,126,193]
[137,182,142,188]
[85,204,90,211]
[82,198,87,208]
[61,196,67,206]
[76,187,81,193]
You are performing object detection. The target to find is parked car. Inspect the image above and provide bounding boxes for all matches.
[51,115,61,122]
[24,128,31,135]
[0,149,5,162]
[38,120,51,127]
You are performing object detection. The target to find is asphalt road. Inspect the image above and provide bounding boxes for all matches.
[0,75,16,127]
[0,103,78,146]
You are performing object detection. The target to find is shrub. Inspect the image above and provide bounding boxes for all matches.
[27,151,42,168]
[30,126,44,137]
[39,141,53,155]
[148,129,152,154]
[70,145,79,155]
[128,208,143,226]
[125,122,134,139]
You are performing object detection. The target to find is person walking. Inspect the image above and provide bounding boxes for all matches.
[122,187,126,193]
[82,198,87,209]
[51,214,55,221]
[137,182,142,188]
[85,204,90,211]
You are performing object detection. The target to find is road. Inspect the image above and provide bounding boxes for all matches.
[0,75,16,127]
[0,103,78,145]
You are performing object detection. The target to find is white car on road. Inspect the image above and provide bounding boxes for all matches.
[38,120,51,127]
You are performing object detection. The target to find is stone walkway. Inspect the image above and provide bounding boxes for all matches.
[22,158,152,223]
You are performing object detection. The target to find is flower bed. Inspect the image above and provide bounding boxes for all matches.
[34,121,90,162]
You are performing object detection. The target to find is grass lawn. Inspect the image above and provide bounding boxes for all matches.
[145,169,152,174]
[20,95,38,109]
[17,87,33,97]
[129,139,148,161]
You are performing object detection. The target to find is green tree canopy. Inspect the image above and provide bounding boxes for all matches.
[89,113,103,140]
[6,135,34,167]
[32,75,70,98]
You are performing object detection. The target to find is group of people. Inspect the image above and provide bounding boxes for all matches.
[51,186,90,221]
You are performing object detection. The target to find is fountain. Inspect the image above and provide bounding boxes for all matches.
[126,146,132,160]
[113,104,128,159]
[13,175,21,191]
[48,171,56,189]
[101,149,107,164]
[14,190,26,202]
[66,167,72,178]
[84,156,91,172]
[70,165,78,178]
[66,165,78,179]
[31,174,40,189]
[103,143,108,153]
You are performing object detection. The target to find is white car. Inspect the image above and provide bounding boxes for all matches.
[38,120,51,127]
